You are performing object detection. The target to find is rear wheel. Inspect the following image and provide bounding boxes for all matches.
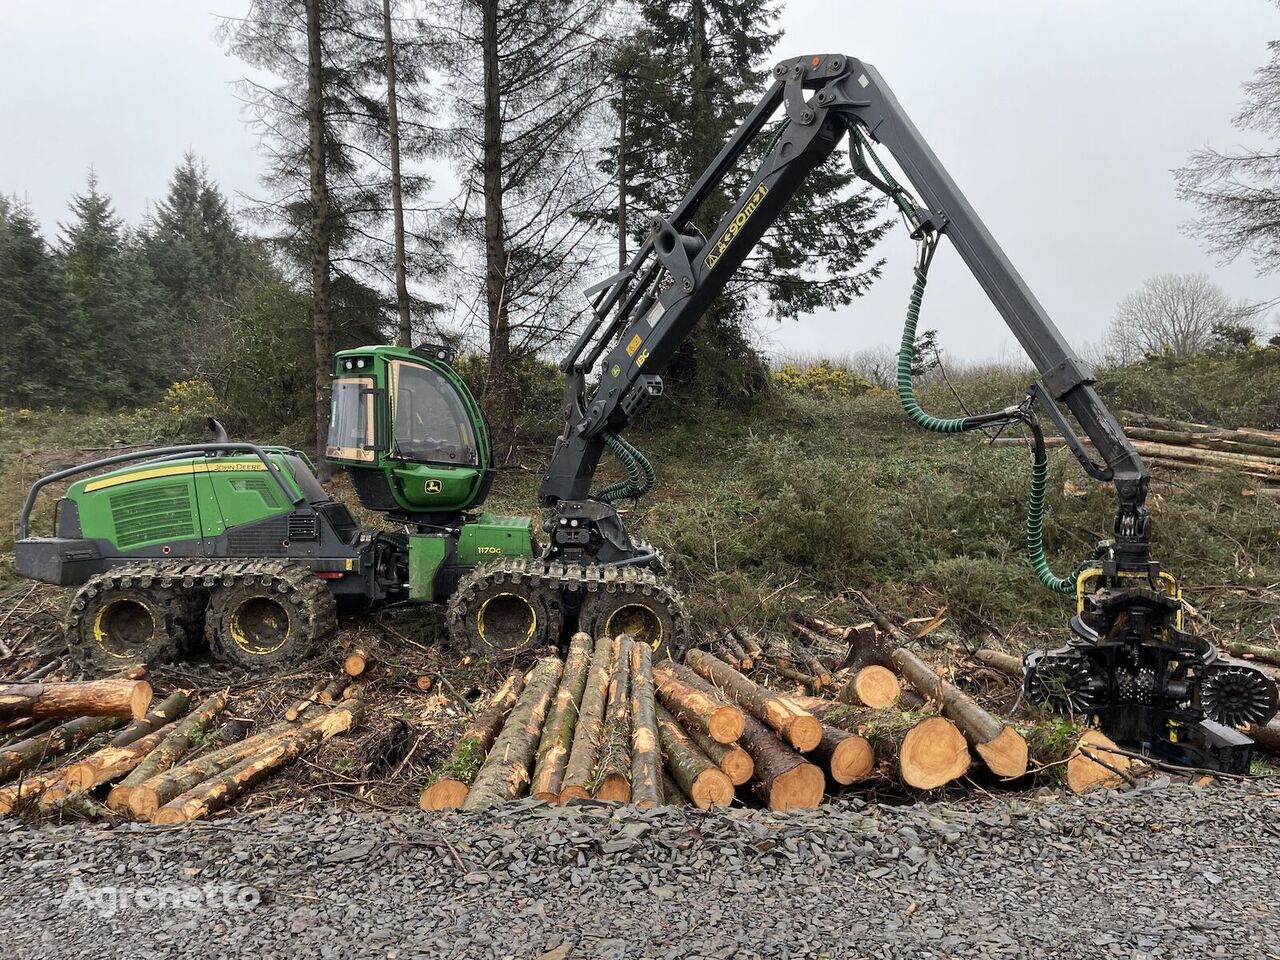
[206,569,335,669]
[576,565,687,661]
[67,582,180,670]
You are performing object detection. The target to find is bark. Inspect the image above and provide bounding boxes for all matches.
[654,705,732,809]
[530,633,593,802]
[286,679,328,722]
[344,647,371,677]
[0,715,125,784]
[629,641,662,808]
[111,718,301,820]
[737,712,824,811]
[684,722,753,786]
[891,647,1028,778]
[736,631,764,663]
[112,690,229,793]
[594,634,634,802]
[652,662,744,743]
[812,724,874,785]
[770,662,821,690]
[420,672,526,810]
[1244,718,1280,757]
[480,0,516,458]
[722,632,752,671]
[152,703,362,824]
[382,0,411,345]
[463,657,563,810]
[973,649,1025,679]
[660,769,689,806]
[685,650,821,752]
[838,665,901,708]
[559,636,614,801]
[108,691,192,746]
[305,0,334,479]
[0,679,152,721]
[318,678,349,704]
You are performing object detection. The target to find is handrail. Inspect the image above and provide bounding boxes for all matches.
[18,443,305,539]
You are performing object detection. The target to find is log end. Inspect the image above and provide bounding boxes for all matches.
[765,762,824,811]
[1067,730,1130,794]
[151,805,192,825]
[419,779,469,811]
[343,650,369,677]
[845,665,901,709]
[125,787,161,821]
[829,734,874,785]
[104,785,134,815]
[786,715,824,753]
[532,790,561,804]
[63,762,95,793]
[131,681,154,720]
[594,774,632,803]
[688,768,734,810]
[708,707,746,744]
[558,785,591,803]
[720,747,755,786]
[975,725,1029,779]
[899,716,970,790]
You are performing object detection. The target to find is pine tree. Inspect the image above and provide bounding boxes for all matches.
[610,0,889,399]
[0,199,76,407]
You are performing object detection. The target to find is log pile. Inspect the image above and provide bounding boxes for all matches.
[0,670,363,822]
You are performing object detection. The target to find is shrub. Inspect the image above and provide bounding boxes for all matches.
[772,360,874,400]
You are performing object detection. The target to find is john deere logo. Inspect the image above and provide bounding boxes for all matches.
[424,479,443,494]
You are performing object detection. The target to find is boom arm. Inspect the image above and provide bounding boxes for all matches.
[538,53,1151,570]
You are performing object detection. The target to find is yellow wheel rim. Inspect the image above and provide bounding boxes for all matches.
[476,592,538,648]
[228,596,292,656]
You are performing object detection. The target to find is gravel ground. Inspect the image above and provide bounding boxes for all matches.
[1,780,1278,960]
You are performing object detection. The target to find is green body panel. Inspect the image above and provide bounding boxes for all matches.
[456,514,535,567]
[407,534,449,601]
[327,345,493,516]
[68,452,305,552]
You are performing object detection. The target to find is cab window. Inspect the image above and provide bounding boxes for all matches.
[390,361,478,465]
[327,377,375,462]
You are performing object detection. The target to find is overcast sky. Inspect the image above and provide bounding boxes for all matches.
[1,0,1276,362]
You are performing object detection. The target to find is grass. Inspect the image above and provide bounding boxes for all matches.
[3,359,1278,654]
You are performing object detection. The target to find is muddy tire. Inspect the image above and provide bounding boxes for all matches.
[576,565,687,661]
[67,581,181,671]
[206,569,335,670]
[448,559,563,659]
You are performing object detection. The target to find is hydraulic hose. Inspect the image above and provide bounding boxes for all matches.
[596,432,657,505]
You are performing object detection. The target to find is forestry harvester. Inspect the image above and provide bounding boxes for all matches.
[14,54,1278,771]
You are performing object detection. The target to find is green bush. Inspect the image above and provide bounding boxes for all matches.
[772,360,874,400]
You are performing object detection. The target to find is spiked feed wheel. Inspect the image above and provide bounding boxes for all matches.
[1200,662,1279,727]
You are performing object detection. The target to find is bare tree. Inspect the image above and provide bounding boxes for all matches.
[383,0,412,345]
[429,0,616,458]
[1177,23,1280,278]
[1106,273,1245,362]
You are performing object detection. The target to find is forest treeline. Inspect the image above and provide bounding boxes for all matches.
[3,0,1280,460]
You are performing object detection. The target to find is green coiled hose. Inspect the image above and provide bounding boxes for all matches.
[897,267,967,434]
[597,432,657,505]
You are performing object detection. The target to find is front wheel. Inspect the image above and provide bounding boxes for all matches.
[576,565,687,661]
[205,569,335,669]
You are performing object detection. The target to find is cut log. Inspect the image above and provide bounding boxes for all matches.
[415,676,435,693]
[1222,640,1280,669]
[343,647,371,677]
[0,679,152,721]
[108,691,192,746]
[737,713,824,810]
[1244,718,1280,757]
[652,662,745,743]
[860,711,970,790]
[891,647,1028,778]
[111,690,229,795]
[463,657,563,810]
[770,662,821,690]
[1067,729,1133,794]
[64,720,180,792]
[685,650,822,752]
[736,631,764,664]
[973,649,1025,679]
[285,679,327,721]
[812,724,874,785]
[113,718,303,820]
[594,634,634,802]
[0,715,126,784]
[153,702,362,824]
[722,632,752,670]
[654,705,733,809]
[629,641,662,808]
[660,769,690,806]
[559,636,614,802]
[530,633,593,802]
[419,672,526,811]
[685,722,753,786]
[318,678,348,704]
[838,665,901,708]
